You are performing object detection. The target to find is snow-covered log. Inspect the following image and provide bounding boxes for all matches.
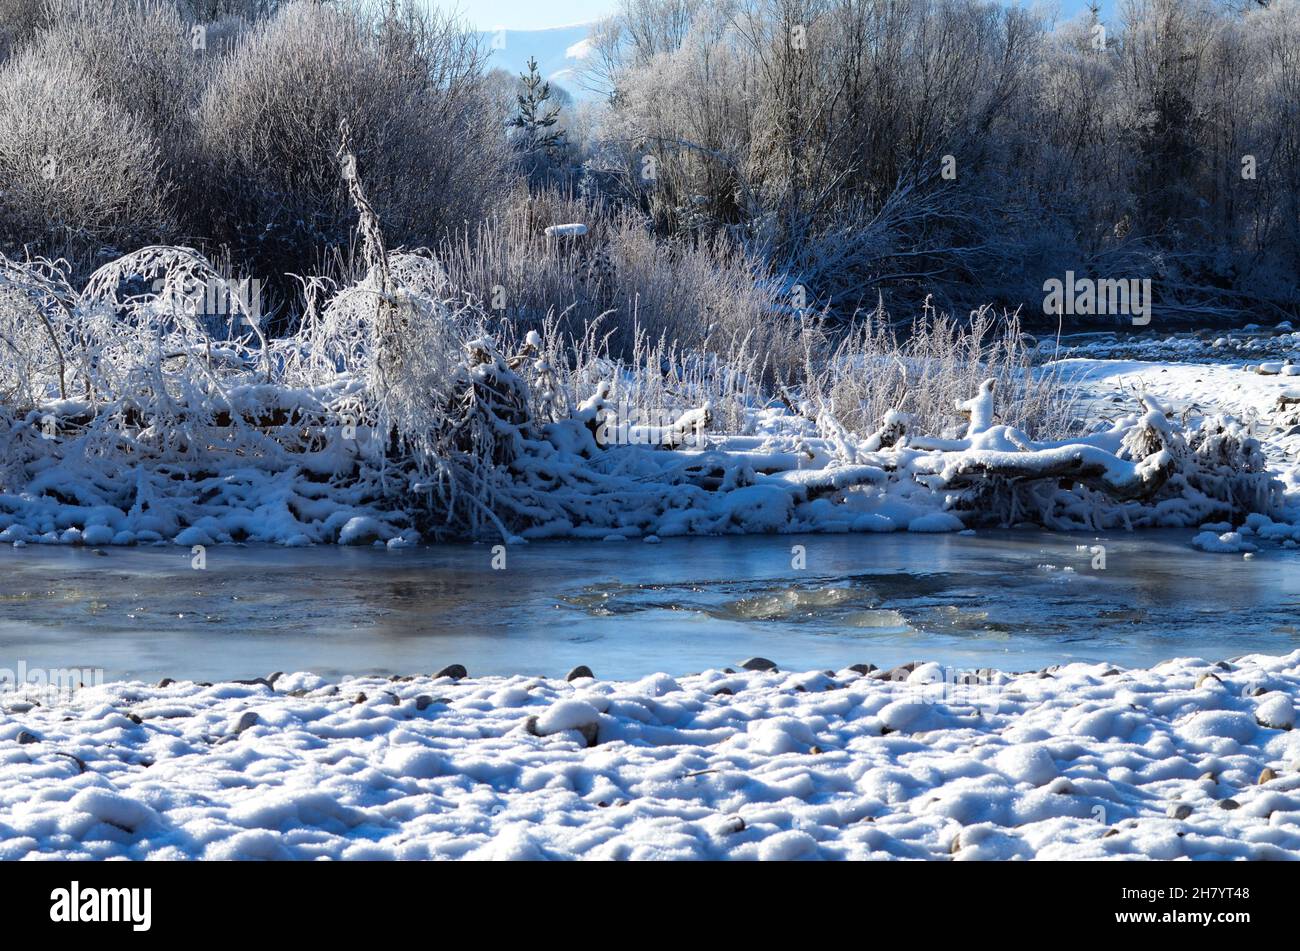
[923,445,1176,500]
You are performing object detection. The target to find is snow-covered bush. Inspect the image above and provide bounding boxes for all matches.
[194,0,509,278]
[35,0,198,141]
[0,134,1283,548]
[0,50,174,258]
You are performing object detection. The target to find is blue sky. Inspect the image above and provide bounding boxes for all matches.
[431,1,621,31]
[430,0,1115,32]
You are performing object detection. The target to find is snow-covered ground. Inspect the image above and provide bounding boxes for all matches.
[4,654,1300,860]
[1060,352,1300,500]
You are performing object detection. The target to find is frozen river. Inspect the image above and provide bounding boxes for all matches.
[2,529,1297,683]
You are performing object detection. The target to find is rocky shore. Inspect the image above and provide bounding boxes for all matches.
[3,651,1299,859]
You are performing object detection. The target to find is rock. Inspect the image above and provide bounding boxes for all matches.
[353,693,367,704]
[1102,668,1121,677]
[233,711,259,734]
[739,657,777,672]
[720,815,745,834]
[1259,767,1278,785]
[157,678,175,688]
[1218,799,1241,810]
[848,663,877,675]
[1199,771,1217,782]
[1103,827,1120,838]
[267,671,284,685]
[1195,672,1221,689]
[532,700,603,747]
[873,662,919,681]
[1167,803,1193,820]
[1256,694,1295,730]
[16,730,39,744]
[232,677,274,688]
[127,713,143,725]
[434,664,467,680]
[566,665,594,682]
[712,686,734,696]
[414,695,434,711]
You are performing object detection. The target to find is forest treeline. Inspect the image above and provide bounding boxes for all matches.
[1,0,1297,335]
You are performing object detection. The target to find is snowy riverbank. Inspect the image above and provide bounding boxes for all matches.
[4,652,1300,860]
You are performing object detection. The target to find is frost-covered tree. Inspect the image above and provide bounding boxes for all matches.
[581,0,1300,321]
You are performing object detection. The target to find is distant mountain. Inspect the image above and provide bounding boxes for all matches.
[480,23,598,97]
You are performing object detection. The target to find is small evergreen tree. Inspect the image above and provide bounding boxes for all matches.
[509,56,566,181]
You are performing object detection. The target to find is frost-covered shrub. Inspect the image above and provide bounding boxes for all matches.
[35,0,199,141]
[808,304,1077,440]
[0,254,78,406]
[436,189,800,377]
[178,0,282,19]
[194,0,510,277]
[0,0,48,62]
[0,51,174,258]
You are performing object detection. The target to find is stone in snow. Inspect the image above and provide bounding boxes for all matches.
[1255,694,1295,730]
[740,657,777,671]
[233,711,259,734]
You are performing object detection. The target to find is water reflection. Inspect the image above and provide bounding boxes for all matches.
[0,529,1295,682]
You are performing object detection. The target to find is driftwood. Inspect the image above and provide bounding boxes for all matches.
[921,446,1176,501]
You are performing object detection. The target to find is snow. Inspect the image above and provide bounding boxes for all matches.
[1192,530,1256,553]
[5,651,1300,860]
[907,512,965,533]
[564,38,594,60]
[543,223,588,238]
[6,257,1300,861]
[3,257,1295,551]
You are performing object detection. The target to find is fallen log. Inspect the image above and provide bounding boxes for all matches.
[919,445,1176,501]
